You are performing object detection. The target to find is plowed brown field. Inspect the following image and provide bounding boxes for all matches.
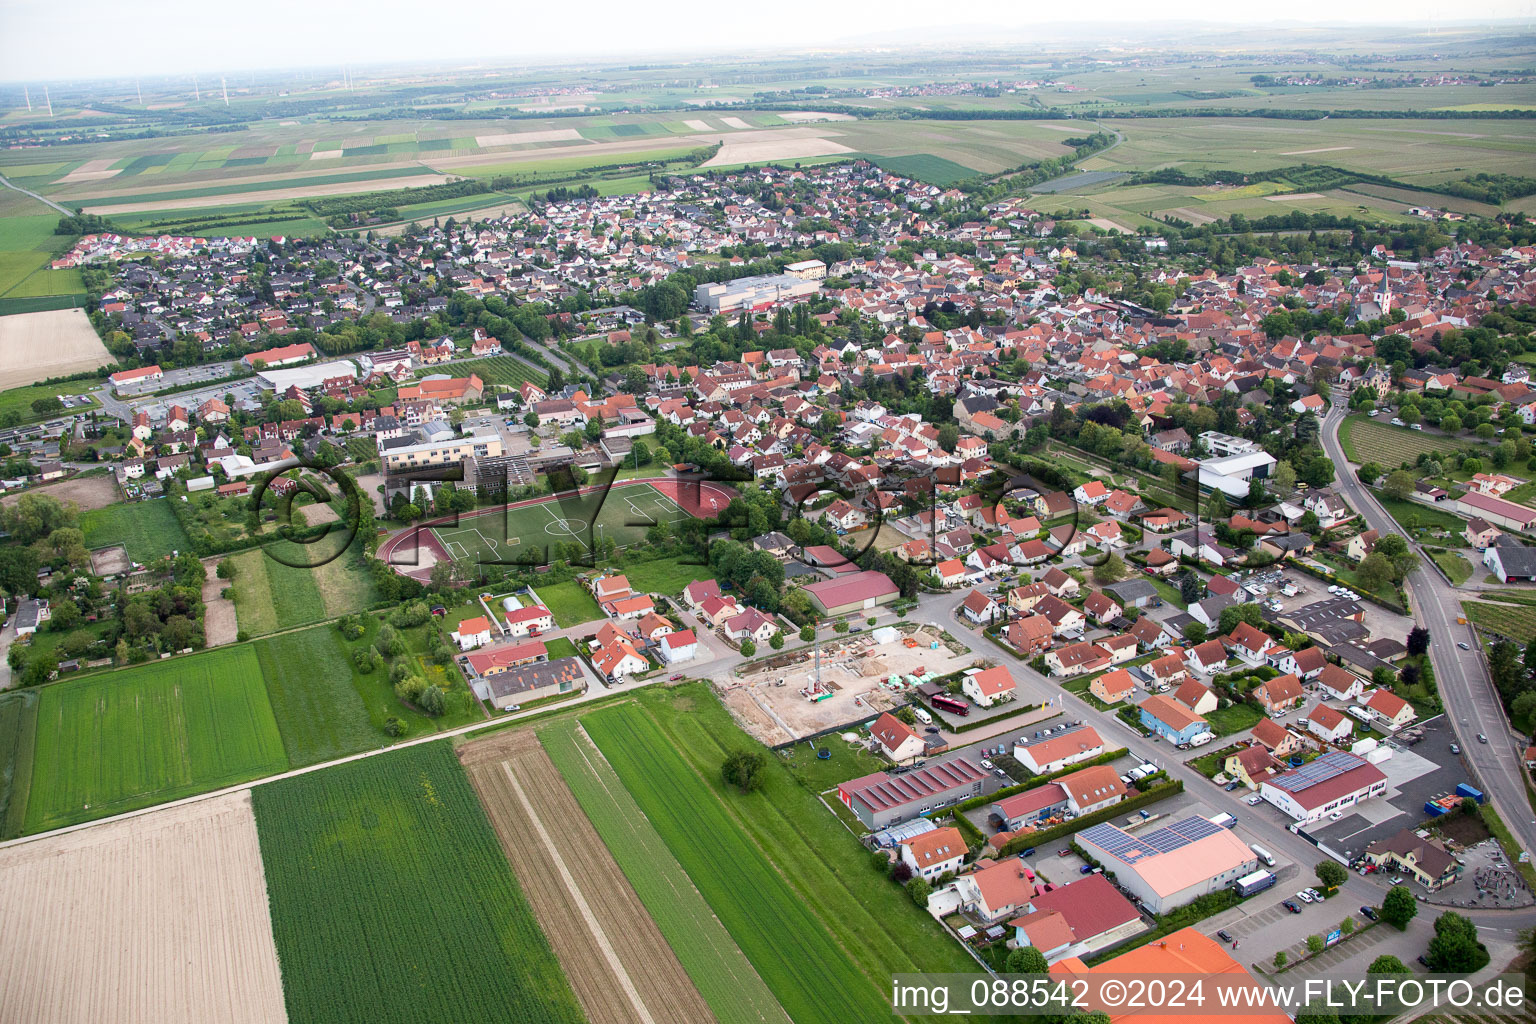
[0,791,287,1024]
[461,731,714,1024]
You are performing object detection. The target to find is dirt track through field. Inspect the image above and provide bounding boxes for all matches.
[0,791,287,1024]
[462,731,714,1024]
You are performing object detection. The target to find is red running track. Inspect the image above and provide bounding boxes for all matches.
[375,476,735,580]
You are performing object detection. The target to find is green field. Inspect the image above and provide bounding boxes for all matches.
[1371,490,1470,539]
[532,578,603,627]
[1338,415,1479,467]
[1430,550,1475,585]
[581,701,897,1024]
[432,482,698,568]
[1462,599,1536,642]
[856,153,980,185]
[253,625,380,765]
[25,646,287,832]
[539,718,788,1024]
[0,379,100,425]
[228,546,327,634]
[252,742,585,1024]
[0,690,38,839]
[79,499,193,564]
[619,557,716,596]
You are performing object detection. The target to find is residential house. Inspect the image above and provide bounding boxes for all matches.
[871,712,926,763]
[1306,703,1354,744]
[963,665,1016,708]
[451,615,493,651]
[900,826,967,881]
[1090,668,1137,705]
[1254,673,1305,715]
[1138,694,1212,745]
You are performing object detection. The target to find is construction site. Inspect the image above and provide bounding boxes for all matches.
[718,623,979,747]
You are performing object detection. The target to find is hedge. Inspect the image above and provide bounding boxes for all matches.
[956,747,1132,813]
[998,779,1184,857]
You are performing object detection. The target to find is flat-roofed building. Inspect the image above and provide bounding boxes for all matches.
[1075,816,1258,914]
[837,758,996,830]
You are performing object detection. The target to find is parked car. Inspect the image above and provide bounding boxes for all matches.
[981,759,995,770]
[669,673,684,681]
[1360,906,1378,920]
[1217,929,1234,944]
[1450,743,1460,754]
[1080,865,1095,875]
[1391,876,1405,885]
[1246,794,1263,805]
[1283,900,1303,913]
[1296,890,1315,904]
[1225,781,1242,791]
[1418,955,1431,967]
[1305,888,1323,901]
[1057,849,1071,857]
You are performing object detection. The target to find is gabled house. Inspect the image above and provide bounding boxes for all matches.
[963,665,1016,708]
[871,712,925,763]
[1306,703,1354,744]
[1254,673,1305,715]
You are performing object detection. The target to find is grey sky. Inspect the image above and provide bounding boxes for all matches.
[1,0,1530,82]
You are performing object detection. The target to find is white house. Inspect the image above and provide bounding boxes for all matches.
[451,615,493,651]
[659,629,698,664]
[503,604,555,638]
[1306,703,1354,744]
[962,665,1016,708]
[872,712,926,763]
[900,826,967,881]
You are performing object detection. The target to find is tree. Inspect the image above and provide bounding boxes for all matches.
[1306,934,1326,954]
[1510,690,1536,727]
[1274,951,1288,970]
[1178,572,1202,605]
[906,877,932,908]
[1367,954,1409,975]
[1184,622,1208,645]
[1406,626,1430,657]
[1005,946,1050,974]
[721,750,765,793]
[418,685,447,717]
[216,558,237,580]
[1357,552,1394,594]
[1218,602,1265,637]
[739,639,756,658]
[523,412,538,429]
[1340,916,1356,935]
[769,631,785,650]
[799,623,815,642]
[1426,912,1489,973]
[1272,460,1297,493]
[1315,860,1347,892]
[1092,553,1127,584]
[1381,884,1417,930]
[1382,471,1416,501]
[2,492,72,544]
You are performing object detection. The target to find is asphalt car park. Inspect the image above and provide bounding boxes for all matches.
[1301,715,1467,863]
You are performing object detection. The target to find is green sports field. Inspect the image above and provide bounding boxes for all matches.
[25,646,288,832]
[429,481,696,565]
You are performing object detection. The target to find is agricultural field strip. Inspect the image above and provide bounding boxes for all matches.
[580,705,898,1024]
[0,791,287,1024]
[538,719,790,1024]
[463,730,714,1024]
[251,743,586,1024]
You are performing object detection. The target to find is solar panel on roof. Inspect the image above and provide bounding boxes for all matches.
[1079,816,1224,865]
[1273,751,1361,794]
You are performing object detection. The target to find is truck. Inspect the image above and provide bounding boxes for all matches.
[912,707,933,726]
[1210,813,1238,830]
[1250,844,1276,868]
[1235,869,1278,898]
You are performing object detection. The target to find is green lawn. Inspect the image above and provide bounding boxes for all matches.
[1206,702,1264,736]
[539,719,789,1024]
[0,380,100,425]
[580,702,897,1024]
[0,690,39,840]
[25,646,288,832]
[534,579,603,627]
[1370,491,1469,540]
[252,743,585,1024]
[543,636,578,660]
[227,546,327,635]
[79,499,193,564]
[1430,550,1475,586]
[619,556,716,596]
[254,624,382,765]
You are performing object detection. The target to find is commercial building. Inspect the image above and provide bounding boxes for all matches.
[802,570,899,615]
[1259,751,1388,822]
[1075,816,1258,914]
[837,758,995,830]
[467,655,584,710]
[1197,450,1277,499]
[381,433,504,473]
[1455,491,1536,532]
[1364,829,1460,891]
[1013,725,1105,774]
[1008,875,1144,965]
[1484,540,1536,583]
[693,273,820,314]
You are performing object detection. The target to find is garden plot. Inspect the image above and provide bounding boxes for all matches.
[0,792,287,1024]
[724,625,973,745]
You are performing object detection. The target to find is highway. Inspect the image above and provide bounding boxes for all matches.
[1320,397,1536,857]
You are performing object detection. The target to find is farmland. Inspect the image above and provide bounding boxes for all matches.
[0,792,288,1024]
[537,718,790,1024]
[252,742,585,1024]
[581,701,895,1024]
[0,308,112,390]
[0,691,38,840]
[1338,415,1479,467]
[449,354,548,389]
[253,625,380,765]
[79,499,193,565]
[24,645,288,832]
[1462,598,1536,643]
[227,540,376,635]
[460,728,717,1024]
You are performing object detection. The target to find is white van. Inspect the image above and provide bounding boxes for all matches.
[1251,844,1276,867]
[913,707,933,726]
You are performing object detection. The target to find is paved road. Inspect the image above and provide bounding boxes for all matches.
[1320,397,1536,858]
[0,172,71,215]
